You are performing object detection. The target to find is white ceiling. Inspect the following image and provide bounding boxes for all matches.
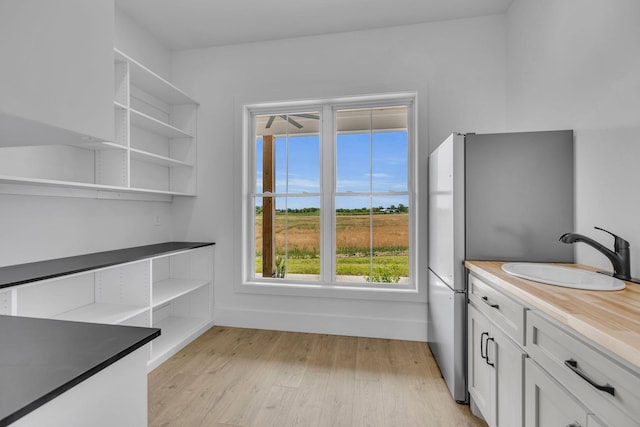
[115,0,513,50]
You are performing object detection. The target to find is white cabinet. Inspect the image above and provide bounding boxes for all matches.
[467,267,640,427]
[0,0,114,142]
[468,304,495,421]
[525,358,590,427]
[2,244,214,371]
[468,301,526,427]
[526,310,639,427]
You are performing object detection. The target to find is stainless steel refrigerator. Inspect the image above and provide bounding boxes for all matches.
[427,130,574,403]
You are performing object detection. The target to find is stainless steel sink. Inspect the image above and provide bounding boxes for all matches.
[501,262,626,291]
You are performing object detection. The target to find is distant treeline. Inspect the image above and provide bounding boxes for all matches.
[255,205,408,215]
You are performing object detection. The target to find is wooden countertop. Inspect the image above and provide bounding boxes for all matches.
[465,261,640,370]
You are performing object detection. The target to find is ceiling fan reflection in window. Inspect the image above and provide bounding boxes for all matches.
[265,113,319,129]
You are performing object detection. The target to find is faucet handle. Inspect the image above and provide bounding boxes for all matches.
[594,227,629,250]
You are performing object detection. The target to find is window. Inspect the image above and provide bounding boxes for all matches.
[244,94,416,290]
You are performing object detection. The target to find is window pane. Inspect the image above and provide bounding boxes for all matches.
[254,196,268,277]
[283,197,320,279]
[255,113,320,195]
[256,196,321,280]
[372,107,408,193]
[372,131,408,192]
[336,109,372,193]
[287,135,320,193]
[371,196,409,284]
[275,137,287,194]
[336,132,370,192]
[274,197,288,277]
[255,137,263,193]
[335,196,371,282]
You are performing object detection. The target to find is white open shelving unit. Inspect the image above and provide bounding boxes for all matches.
[0,245,214,371]
[0,49,199,201]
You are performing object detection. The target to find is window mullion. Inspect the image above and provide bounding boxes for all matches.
[320,104,334,282]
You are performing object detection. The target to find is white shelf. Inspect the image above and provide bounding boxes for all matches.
[130,148,193,168]
[0,174,192,197]
[128,186,194,196]
[114,49,197,105]
[0,48,198,200]
[52,303,149,324]
[149,316,211,369]
[67,141,127,151]
[0,112,106,148]
[130,108,193,138]
[0,174,128,191]
[152,278,210,307]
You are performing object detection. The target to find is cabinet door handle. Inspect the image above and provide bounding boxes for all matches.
[485,336,495,367]
[566,423,581,427]
[480,332,489,360]
[481,296,500,309]
[564,359,615,396]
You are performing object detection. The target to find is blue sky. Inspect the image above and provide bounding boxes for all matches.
[256,131,409,210]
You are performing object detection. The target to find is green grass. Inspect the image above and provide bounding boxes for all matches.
[256,255,408,277]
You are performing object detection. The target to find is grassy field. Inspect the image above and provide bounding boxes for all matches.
[255,212,409,280]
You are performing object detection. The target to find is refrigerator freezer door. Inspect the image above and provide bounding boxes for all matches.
[428,133,466,290]
[427,270,467,403]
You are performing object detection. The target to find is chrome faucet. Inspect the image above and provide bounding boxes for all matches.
[559,227,631,281]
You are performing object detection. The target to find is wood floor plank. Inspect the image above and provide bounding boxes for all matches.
[283,334,337,427]
[317,335,356,427]
[148,327,488,427]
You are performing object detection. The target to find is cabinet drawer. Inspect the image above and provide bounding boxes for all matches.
[468,273,526,345]
[525,358,590,427]
[526,310,639,427]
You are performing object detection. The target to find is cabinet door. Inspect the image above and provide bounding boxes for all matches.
[468,304,496,425]
[0,0,114,141]
[525,359,590,427]
[493,326,525,427]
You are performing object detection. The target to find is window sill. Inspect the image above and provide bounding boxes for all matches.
[237,278,426,303]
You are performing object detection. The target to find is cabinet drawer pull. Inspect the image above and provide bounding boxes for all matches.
[485,336,495,367]
[567,423,581,427]
[564,359,615,396]
[481,296,500,309]
[480,332,489,360]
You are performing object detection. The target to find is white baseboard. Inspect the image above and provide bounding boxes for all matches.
[214,307,427,342]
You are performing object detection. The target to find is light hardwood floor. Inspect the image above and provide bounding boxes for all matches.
[148,327,488,427]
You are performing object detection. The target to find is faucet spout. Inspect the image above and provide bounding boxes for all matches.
[559,227,631,281]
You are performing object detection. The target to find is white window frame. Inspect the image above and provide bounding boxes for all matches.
[240,93,419,301]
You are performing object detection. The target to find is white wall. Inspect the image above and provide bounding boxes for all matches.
[0,6,175,267]
[506,0,640,276]
[170,16,507,341]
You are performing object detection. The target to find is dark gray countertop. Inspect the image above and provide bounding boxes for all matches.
[0,241,214,289]
[0,315,159,426]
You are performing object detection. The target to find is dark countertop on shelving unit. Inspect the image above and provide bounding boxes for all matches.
[0,315,160,426]
[0,241,215,289]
